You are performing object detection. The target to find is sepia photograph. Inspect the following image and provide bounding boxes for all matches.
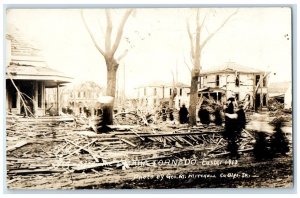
[4,6,293,190]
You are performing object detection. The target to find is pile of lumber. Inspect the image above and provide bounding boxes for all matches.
[6,115,264,189]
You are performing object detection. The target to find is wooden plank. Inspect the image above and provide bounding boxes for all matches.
[64,139,100,163]
[119,138,137,147]
[7,140,29,152]
[8,169,65,175]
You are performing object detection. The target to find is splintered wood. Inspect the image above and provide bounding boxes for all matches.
[6,115,259,189]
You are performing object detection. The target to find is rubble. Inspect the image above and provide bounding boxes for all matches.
[6,112,292,189]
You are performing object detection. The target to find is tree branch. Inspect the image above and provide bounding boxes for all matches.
[200,9,238,52]
[187,20,195,60]
[81,10,105,56]
[111,9,133,57]
[105,9,112,53]
[183,55,192,74]
[117,49,129,62]
[194,9,201,69]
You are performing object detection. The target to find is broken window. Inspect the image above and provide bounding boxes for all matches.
[256,75,260,86]
[263,76,267,87]
[216,75,220,86]
[263,94,267,106]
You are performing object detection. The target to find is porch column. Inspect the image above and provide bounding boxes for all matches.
[41,81,45,115]
[57,82,59,116]
[33,81,38,115]
[16,91,20,114]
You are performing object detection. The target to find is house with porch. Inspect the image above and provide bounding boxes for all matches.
[6,27,72,116]
[198,62,269,111]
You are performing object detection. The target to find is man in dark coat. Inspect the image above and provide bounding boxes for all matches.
[236,105,246,136]
[179,104,189,124]
[198,105,210,125]
[214,105,223,126]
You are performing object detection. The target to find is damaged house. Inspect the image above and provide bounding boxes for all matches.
[62,81,104,116]
[135,81,190,111]
[5,28,73,117]
[198,62,269,111]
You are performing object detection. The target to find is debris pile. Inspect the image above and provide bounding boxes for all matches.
[6,114,291,189]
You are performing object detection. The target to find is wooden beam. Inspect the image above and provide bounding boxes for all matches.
[140,131,222,138]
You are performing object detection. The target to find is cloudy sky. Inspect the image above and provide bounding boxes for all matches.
[6,7,292,96]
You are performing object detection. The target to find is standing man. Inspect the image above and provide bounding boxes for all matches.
[179,104,189,124]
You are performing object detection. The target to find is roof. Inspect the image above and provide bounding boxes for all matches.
[6,26,72,85]
[200,62,266,75]
[7,26,44,58]
[268,81,291,94]
[137,81,190,89]
[70,81,103,92]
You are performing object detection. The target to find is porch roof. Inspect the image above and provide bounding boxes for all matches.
[198,87,226,93]
[6,63,73,87]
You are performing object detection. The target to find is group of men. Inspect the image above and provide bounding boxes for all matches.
[176,98,247,159]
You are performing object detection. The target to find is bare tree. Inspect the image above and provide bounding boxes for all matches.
[81,9,133,125]
[187,9,237,126]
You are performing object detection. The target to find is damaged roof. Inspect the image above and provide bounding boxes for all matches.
[136,81,190,89]
[6,26,73,84]
[200,62,267,75]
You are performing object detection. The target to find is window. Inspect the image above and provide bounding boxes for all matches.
[154,88,157,96]
[216,75,220,86]
[235,93,239,101]
[170,88,172,96]
[78,92,80,98]
[144,88,147,96]
[263,76,267,87]
[263,94,267,106]
[256,75,260,86]
[235,74,240,87]
[179,88,182,96]
[178,99,181,108]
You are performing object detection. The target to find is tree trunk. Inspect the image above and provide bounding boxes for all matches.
[189,69,199,126]
[105,57,118,125]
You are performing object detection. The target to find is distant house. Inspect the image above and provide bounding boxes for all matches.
[6,27,72,116]
[135,81,190,110]
[198,62,269,111]
[63,81,104,116]
[268,81,292,109]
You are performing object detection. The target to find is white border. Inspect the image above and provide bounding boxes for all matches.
[1,0,298,196]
